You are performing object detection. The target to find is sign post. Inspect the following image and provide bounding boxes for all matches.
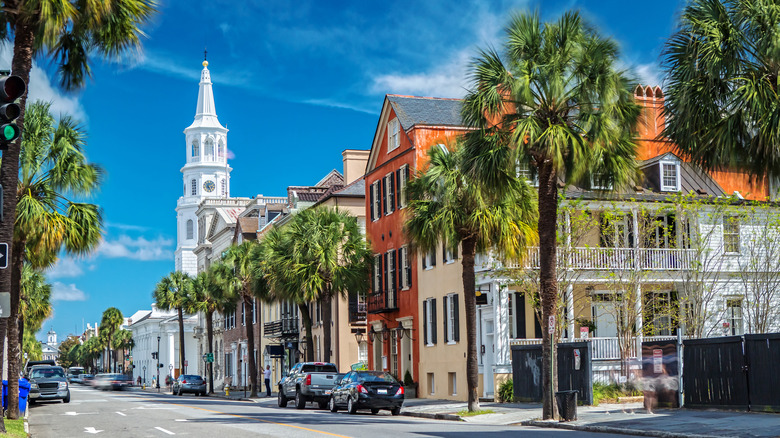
[0,243,7,269]
[548,315,555,417]
[0,292,10,318]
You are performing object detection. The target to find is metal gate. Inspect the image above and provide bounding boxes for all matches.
[510,341,592,405]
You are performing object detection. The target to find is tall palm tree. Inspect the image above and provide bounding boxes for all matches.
[461,11,640,418]
[405,142,537,412]
[0,3,155,420]
[219,241,268,398]
[187,265,238,393]
[112,329,134,374]
[20,263,52,347]
[81,336,103,373]
[153,272,192,377]
[262,207,372,365]
[100,307,123,372]
[662,0,780,178]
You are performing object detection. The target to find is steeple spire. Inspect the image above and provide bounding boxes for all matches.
[188,60,224,130]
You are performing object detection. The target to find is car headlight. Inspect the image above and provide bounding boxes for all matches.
[31,383,38,389]
[58,382,68,390]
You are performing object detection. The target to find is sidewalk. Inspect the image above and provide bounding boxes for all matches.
[400,399,780,438]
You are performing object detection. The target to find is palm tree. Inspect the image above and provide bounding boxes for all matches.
[219,241,268,398]
[81,336,103,373]
[100,307,124,372]
[112,329,134,374]
[262,207,372,364]
[0,3,155,420]
[187,265,238,393]
[153,272,192,377]
[662,0,780,178]
[461,11,640,418]
[20,263,52,347]
[405,142,537,412]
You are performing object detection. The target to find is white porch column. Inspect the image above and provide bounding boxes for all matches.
[494,281,509,366]
[168,333,175,375]
[635,281,643,359]
[567,283,575,341]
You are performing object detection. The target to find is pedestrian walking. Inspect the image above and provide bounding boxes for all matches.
[137,376,141,386]
[264,365,272,397]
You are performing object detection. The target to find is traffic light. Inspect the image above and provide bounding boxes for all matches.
[0,74,25,150]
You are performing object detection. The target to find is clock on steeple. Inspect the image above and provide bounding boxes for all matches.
[203,180,215,193]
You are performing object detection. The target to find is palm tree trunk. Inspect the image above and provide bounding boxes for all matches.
[178,307,185,377]
[244,295,258,397]
[322,290,333,363]
[538,160,559,420]
[461,237,481,412]
[298,303,314,361]
[7,239,25,420]
[206,310,214,393]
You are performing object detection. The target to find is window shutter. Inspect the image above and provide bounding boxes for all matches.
[396,169,402,209]
[443,242,447,262]
[422,250,428,270]
[370,182,375,221]
[383,252,388,294]
[453,243,458,260]
[423,301,428,345]
[431,248,437,266]
[431,298,437,344]
[443,296,449,343]
[453,294,460,342]
[389,174,395,213]
[406,250,412,288]
[381,178,387,216]
[392,249,398,293]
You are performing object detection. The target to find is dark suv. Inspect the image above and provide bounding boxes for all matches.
[28,366,70,403]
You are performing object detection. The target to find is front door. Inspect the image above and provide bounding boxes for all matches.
[481,313,495,397]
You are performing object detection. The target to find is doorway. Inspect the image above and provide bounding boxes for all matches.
[481,313,495,396]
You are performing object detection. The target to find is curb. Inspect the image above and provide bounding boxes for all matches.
[401,411,463,422]
[520,420,733,438]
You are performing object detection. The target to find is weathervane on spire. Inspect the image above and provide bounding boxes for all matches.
[203,48,208,68]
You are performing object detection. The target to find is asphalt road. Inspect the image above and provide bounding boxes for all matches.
[28,386,639,437]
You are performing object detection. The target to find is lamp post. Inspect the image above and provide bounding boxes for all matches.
[156,335,161,392]
[143,365,147,387]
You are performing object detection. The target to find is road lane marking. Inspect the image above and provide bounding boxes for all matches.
[174,419,187,422]
[155,427,175,435]
[84,427,103,434]
[115,411,126,416]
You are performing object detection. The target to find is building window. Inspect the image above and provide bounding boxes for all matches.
[370,181,381,221]
[387,118,400,152]
[186,220,194,240]
[723,216,740,254]
[660,161,680,192]
[726,299,743,336]
[443,242,458,264]
[443,294,459,344]
[517,162,539,187]
[241,302,246,326]
[422,248,437,270]
[400,246,411,289]
[423,298,437,346]
[386,249,395,294]
[191,179,197,196]
[205,138,215,161]
[427,373,435,396]
[373,254,382,293]
[449,372,457,396]
[252,299,257,324]
[398,165,409,209]
[192,140,199,158]
[390,330,398,379]
[384,173,395,215]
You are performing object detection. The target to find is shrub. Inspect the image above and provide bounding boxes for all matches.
[403,369,415,386]
[497,378,514,402]
[592,382,642,405]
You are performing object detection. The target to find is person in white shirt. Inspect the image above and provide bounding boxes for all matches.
[264,365,272,396]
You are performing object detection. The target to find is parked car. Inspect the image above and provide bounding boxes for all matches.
[172,375,206,396]
[278,362,340,409]
[24,360,56,377]
[81,374,95,386]
[94,373,132,391]
[328,371,403,415]
[27,365,70,404]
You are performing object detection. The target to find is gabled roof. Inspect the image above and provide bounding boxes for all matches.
[640,152,725,196]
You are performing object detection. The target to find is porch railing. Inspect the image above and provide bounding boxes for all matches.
[509,335,680,361]
[263,317,299,338]
[502,247,696,271]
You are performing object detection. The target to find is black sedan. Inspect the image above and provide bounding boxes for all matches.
[328,371,403,415]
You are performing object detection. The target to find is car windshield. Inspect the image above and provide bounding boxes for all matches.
[356,372,397,383]
[181,375,202,381]
[30,368,65,379]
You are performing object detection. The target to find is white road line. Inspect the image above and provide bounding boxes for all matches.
[115,411,126,416]
[174,419,187,422]
[155,427,175,435]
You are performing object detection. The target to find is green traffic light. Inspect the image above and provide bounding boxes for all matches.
[1,124,18,141]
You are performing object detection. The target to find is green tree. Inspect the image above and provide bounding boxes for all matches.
[153,272,192,377]
[58,335,81,368]
[187,265,237,393]
[20,263,52,350]
[461,11,640,418]
[100,307,123,372]
[80,336,102,373]
[112,329,134,374]
[0,2,156,421]
[404,142,537,412]
[219,241,268,398]
[662,0,780,179]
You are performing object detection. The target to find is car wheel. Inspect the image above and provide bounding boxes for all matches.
[295,392,306,410]
[391,407,401,416]
[329,396,338,413]
[63,392,71,404]
[278,390,288,408]
[347,397,357,415]
[318,401,328,410]
[178,388,183,396]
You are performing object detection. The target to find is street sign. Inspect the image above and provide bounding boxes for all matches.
[580,327,589,339]
[653,349,663,374]
[573,349,581,370]
[0,243,7,269]
[548,315,555,334]
[205,353,214,363]
[184,360,188,367]
[0,292,9,318]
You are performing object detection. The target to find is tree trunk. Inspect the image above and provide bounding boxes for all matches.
[322,290,333,363]
[6,238,25,419]
[298,303,314,361]
[461,237,481,412]
[178,307,185,377]
[244,295,258,397]
[4,18,34,424]
[538,160,559,420]
[206,310,214,393]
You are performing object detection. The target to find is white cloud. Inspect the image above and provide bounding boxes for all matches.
[636,63,663,87]
[0,43,86,121]
[97,235,173,261]
[370,50,471,99]
[51,282,87,302]
[46,258,84,279]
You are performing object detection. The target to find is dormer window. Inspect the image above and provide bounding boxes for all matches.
[660,161,680,192]
[387,118,400,152]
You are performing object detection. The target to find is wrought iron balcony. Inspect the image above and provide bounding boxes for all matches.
[263,317,299,338]
[349,300,367,323]
[500,247,697,271]
[367,291,398,314]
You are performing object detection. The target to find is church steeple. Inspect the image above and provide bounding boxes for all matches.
[188,60,225,131]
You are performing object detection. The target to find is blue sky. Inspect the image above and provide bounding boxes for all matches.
[0,0,683,340]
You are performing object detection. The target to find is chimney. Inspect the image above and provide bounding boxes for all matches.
[342,149,370,185]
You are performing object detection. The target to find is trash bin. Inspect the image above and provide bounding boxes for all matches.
[2,380,7,411]
[555,390,578,421]
[18,378,30,414]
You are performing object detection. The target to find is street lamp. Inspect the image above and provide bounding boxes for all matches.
[156,336,161,391]
[143,365,147,387]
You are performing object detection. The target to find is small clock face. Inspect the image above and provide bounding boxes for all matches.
[203,180,215,193]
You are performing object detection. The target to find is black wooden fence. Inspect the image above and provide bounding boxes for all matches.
[511,341,593,405]
[744,333,780,412]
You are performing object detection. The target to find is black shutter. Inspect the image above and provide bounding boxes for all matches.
[396,169,402,209]
[443,296,449,343]
[390,173,395,213]
[516,293,526,338]
[405,249,412,289]
[423,301,429,345]
[453,243,458,260]
[369,181,375,221]
[442,242,447,262]
[422,249,427,270]
[383,252,388,294]
[431,298,437,344]
[453,294,460,342]
[431,248,437,266]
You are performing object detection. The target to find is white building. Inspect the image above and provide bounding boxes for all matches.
[129,304,200,386]
[40,329,59,362]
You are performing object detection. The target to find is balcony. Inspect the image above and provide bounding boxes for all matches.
[263,317,299,339]
[349,300,367,323]
[504,247,696,271]
[367,291,398,314]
